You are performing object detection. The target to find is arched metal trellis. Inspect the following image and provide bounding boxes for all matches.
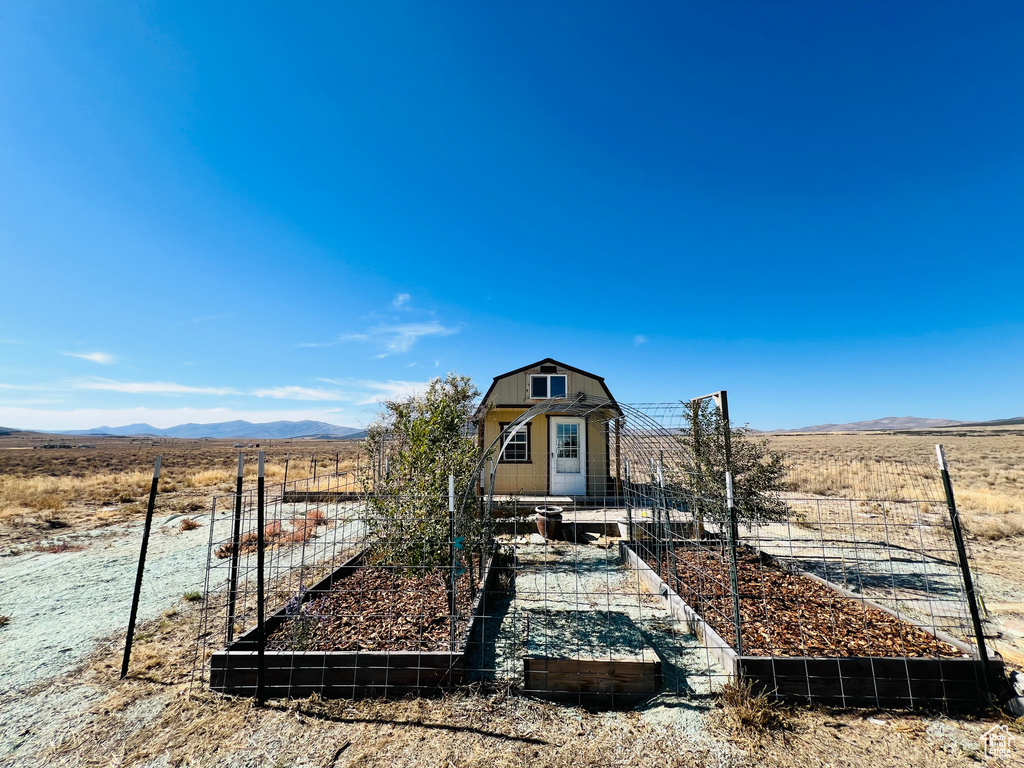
[195,398,1005,713]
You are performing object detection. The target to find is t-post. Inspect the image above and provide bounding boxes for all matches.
[121,455,162,679]
[448,473,457,653]
[936,445,989,667]
[226,453,244,642]
[690,390,742,655]
[256,450,266,705]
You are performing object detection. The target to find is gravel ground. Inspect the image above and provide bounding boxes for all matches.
[480,538,726,731]
[0,511,232,697]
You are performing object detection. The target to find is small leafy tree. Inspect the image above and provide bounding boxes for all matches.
[363,373,482,570]
[681,399,788,525]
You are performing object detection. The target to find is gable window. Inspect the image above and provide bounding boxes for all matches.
[529,374,567,399]
[499,422,531,463]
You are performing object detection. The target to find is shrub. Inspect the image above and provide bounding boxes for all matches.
[679,399,788,525]
[364,373,483,570]
[179,518,200,532]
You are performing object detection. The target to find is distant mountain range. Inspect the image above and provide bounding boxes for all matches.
[39,420,365,439]
[6,414,1022,440]
[772,416,1024,433]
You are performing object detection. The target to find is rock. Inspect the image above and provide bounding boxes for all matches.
[1006,696,1024,718]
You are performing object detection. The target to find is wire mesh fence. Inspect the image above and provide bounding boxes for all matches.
[193,401,1005,711]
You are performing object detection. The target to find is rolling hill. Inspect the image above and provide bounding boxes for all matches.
[51,420,363,439]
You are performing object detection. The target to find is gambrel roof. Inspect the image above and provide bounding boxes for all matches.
[475,357,620,419]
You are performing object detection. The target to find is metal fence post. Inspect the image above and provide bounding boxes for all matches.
[121,455,162,679]
[658,454,680,596]
[624,458,632,541]
[226,453,244,643]
[256,451,266,705]
[726,470,743,656]
[936,445,988,667]
[449,473,457,656]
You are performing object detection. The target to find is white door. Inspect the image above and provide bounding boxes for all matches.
[550,418,586,495]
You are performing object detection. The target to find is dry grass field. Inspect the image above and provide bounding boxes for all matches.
[0,433,363,551]
[768,428,1024,541]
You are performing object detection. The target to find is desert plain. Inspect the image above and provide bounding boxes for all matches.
[0,428,1021,767]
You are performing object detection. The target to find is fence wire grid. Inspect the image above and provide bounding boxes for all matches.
[193,401,1004,711]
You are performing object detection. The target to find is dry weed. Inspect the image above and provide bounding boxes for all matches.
[213,542,234,559]
[281,519,317,543]
[968,512,1024,540]
[718,679,790,735]
[32,542,85,554]
[306,509,328,523]
[179,517,201,532]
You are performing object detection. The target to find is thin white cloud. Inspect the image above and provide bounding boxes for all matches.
[64,351,116,364]
[634,335,648,346]
[377,321,459,354]
[253,386,349,401]
[190,313,229,324]
[299,320,460,355]
[357,379,431,405]
[72,378,239,396]
[392,293,411,310]
[0,398,68,405]
[0,382,62,394]
[297,332,368,348]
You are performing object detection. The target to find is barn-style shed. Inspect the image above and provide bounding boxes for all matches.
[474,358,622,498]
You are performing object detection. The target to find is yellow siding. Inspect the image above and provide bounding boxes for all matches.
[479,363,618,495]
[488,364,609,406]
[480,407,615,495]
[481,410,547,494]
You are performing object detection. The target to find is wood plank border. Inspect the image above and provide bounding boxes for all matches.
[618,542,1005,711]
[523,657,663,710]
[211,546,502,699]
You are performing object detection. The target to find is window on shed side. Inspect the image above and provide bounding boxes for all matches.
[498,422,531,463]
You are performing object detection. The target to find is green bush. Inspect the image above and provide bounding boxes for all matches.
[364,373,484,570]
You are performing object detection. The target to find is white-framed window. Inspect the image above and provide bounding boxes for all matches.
[529,374,567,399]
[498,422,531,463]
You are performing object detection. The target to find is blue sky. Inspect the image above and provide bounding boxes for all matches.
[1,2,1021,431]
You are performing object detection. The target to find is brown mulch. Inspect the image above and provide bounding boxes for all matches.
[658,548,966,658]
[266,566,477,652]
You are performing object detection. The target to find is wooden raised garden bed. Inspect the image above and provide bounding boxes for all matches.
[620,541,1005,710]
[521,608,662,709]
[210,547,500,699]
